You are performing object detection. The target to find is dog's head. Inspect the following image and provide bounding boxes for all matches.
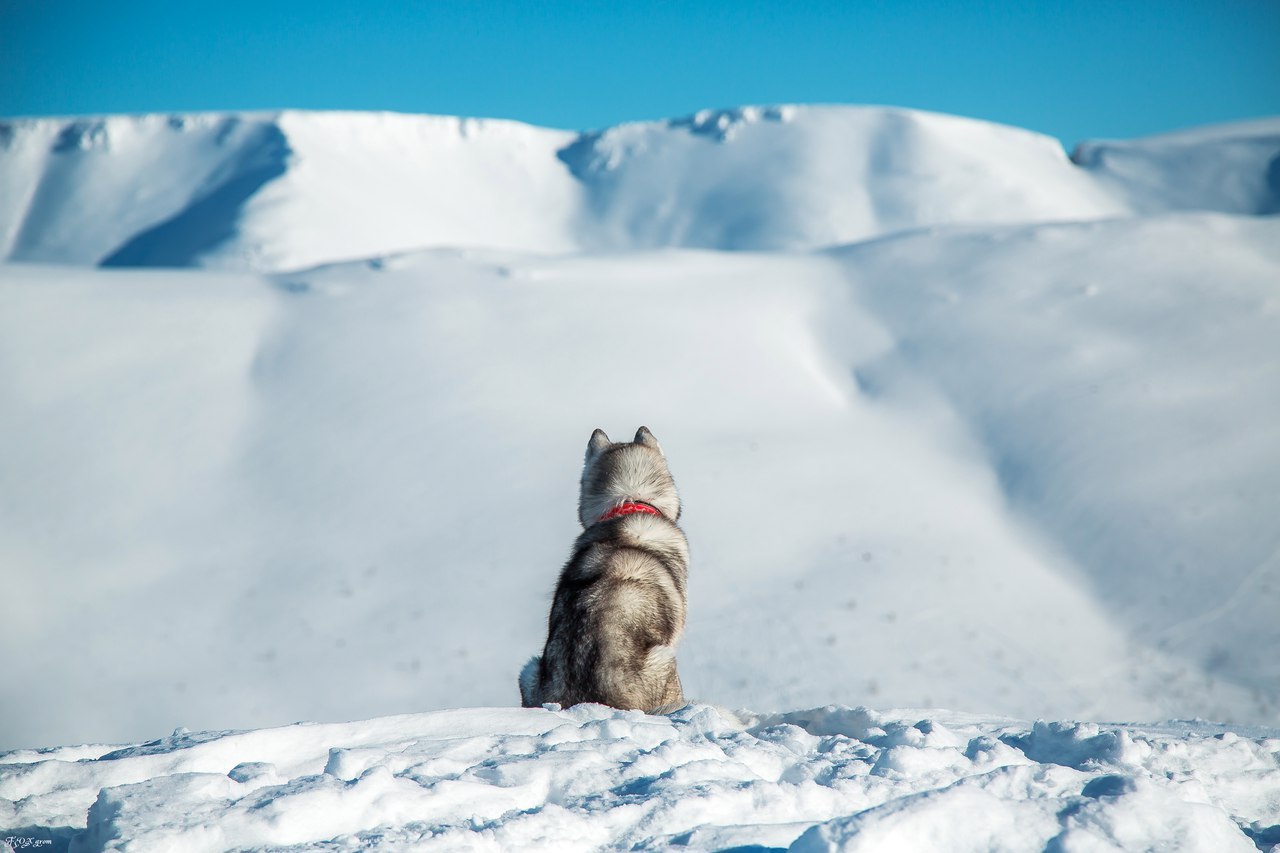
[578,426,681,526]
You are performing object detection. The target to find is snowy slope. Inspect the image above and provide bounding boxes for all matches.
[2,211,1278,755]
[832,215,1280,710]
[3,106,1278,270]
[1071,118,1280,215]
[0,112,579,269]
[2,105,1279,850]
[2,704,1277,851]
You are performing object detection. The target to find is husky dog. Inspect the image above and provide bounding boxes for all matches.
[519,426,688,712]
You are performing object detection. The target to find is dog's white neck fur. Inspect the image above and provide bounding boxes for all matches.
[579,459,680,526]
[578,428,682,528]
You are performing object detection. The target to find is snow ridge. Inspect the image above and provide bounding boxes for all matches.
[2,104,1279,852]
[2,106,1277,271]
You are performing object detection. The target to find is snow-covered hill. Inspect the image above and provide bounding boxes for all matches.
[3,704,1277,852]
[2,104,1279,849]
[3,211,1278,755]
[2,106,1278,270]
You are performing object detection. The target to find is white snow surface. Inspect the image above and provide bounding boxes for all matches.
[3,704,1278,852]
[2,106,1278,270]
[2,104,1280,849]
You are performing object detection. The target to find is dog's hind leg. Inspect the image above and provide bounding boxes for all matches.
[642,644,685,711]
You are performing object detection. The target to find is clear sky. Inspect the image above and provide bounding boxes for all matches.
[2,0,1277,145]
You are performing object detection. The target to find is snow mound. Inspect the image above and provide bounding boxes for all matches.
[2,705,1276,852]
[2,106,1277,271]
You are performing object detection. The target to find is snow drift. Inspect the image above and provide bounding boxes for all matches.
[2,704,1277,852]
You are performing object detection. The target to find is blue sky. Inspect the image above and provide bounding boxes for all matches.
[2,0,1277,144]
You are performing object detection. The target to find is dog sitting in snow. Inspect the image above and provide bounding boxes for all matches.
[520,427,688,712]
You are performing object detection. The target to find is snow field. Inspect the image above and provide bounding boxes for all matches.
[2,102,1279,850]
[2,704,1277,851]
[832,213,1280,708]
[2,210,1279,753]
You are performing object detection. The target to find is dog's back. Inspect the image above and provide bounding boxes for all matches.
[520,427,688,712]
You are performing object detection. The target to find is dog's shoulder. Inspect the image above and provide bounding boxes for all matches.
[572,515,687,563]
[615,513,688,566]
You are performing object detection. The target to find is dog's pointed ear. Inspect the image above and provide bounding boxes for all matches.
[634,426,663,455]
[586,428,611,463]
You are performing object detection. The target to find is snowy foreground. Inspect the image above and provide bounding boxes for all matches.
[3,704,1279,852]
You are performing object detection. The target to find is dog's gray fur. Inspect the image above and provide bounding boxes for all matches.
[520,426,688,712]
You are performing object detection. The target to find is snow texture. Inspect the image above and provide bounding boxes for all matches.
[3,704,1278,852]
[2,106,1277,270]
[1,103,1279,850]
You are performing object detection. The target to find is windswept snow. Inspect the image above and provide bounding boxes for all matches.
[1,103,1279,850]
[2,704,1277,851]
[2,212,1278,754]
[2,106,1278,270]
[832,215,1280,707]
[1071,118,1280,216]
[0,112,579,270]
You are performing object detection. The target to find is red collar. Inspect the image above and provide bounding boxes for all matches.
[597,501,663,523]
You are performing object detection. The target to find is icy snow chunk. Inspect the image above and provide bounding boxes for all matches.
[1001,721,1149,769]
[869,743,970,777]
[51,120,110,153]
[962,735,1036,771]
[791,784,1062,852]
[5,706,1277,851]
[669,105,793,142]
[1050,777,1256,852]
[226,761,277,784]
[753,706,886,740]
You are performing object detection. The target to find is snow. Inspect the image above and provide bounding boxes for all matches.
[832,215,1280,710]
[4,106,1278,270]
[1,103,1279,849]
[5,216,1278,753]
[1070,119,1280,216]
[2,705,1277,851]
